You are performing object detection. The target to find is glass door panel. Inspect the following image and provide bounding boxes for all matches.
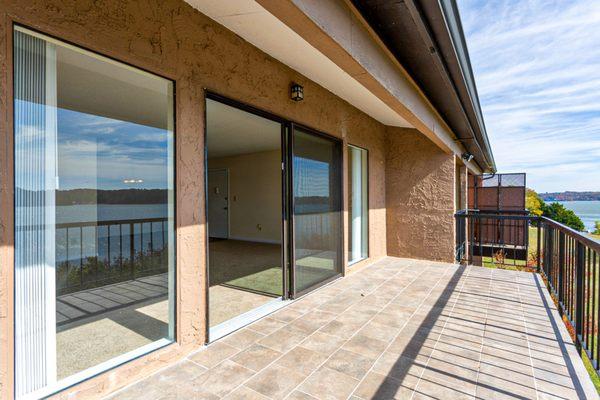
[292,126,342,295]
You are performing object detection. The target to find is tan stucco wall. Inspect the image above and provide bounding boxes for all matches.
[0,0,390,398]
[385,128,456,263]
[209,151,282,244]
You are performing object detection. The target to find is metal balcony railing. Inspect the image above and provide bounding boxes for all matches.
[55,217,169,295]
[456,210,600,372]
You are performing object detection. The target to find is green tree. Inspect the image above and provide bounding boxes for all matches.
[541,202,586,231]
[526,188,545,217]
[593,221,600,235]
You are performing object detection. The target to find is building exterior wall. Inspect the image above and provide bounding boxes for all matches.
[385,128,456,262]
[0,0,390,397]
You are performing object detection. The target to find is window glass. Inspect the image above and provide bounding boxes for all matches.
[348,145,368,264]
[293,129,342,293]
[14,26,175,397]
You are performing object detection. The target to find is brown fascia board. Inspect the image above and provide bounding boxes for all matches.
[350,0,495,172]
[256,0,482,171]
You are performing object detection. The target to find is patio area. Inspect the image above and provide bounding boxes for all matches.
[107,257,597,400]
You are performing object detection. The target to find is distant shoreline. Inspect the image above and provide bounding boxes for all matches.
[539,191,600,202]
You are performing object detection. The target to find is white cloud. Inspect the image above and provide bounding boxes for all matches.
[458,0,600,191]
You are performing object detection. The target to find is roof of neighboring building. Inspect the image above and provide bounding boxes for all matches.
[352,0,496,172]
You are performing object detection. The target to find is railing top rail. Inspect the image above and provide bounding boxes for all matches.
[541,216,600,251]
[455,210,535,221]
[17,217,168,231]
[57,217,168,229]
[454,210,600,252]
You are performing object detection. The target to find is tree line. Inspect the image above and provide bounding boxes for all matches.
[527,188,592,232]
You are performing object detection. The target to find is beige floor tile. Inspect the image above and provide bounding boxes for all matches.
[357,320,401,343]
[352,371,414,400]
[221,328,265,350]
[276,346,328,376]
[342,334,388,359]
[324,349,374,380]
[230,344,282,372]
[258,326,308,353]
[299,367,359,400]
[195,360,255,397]
[190,342,239,369]
[246,364,305,398]
[223,385,271,400]
[249,317,287,335]
[300,332,346,356]
[286,390,319,400]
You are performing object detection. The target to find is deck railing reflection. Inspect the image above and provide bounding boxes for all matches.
[55,217,169,295]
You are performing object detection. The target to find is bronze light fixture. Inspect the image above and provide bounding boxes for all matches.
[291,83,304,101]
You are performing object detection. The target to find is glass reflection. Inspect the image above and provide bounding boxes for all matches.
[13,26,174,396]
[293,129,342,293]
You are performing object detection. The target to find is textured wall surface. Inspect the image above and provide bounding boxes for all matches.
[0,0,389,398]
[385,128,456,262]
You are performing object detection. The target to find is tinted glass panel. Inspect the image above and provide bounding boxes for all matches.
[293,128,342,293]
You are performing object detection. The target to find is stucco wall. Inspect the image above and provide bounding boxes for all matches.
[0,0,389,398]
[385,128,455,262]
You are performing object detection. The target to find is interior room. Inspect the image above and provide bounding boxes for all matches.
[206,98,284,329]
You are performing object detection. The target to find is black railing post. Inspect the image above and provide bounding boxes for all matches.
[536,218,541,272]
[558,231,565,308]
[546,226,553,289]
[130,222,135,280]
[575,241,585,350]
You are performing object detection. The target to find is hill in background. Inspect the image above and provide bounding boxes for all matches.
[539,191,600,201]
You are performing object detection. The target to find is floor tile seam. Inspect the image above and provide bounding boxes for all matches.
[410,265,476,400]
[515,273,540,400]
[284,264,445,400]
[472,269,493,398]
[304,266,449,398]
[219,263,417,399]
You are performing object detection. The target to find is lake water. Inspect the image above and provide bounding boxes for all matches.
[56,204,168,224]
[558,201,600,232]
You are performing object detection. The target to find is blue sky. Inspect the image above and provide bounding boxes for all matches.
[457,0,600,193]
[57,108,171,190]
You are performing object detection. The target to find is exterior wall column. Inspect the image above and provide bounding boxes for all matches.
[385,127,455,262]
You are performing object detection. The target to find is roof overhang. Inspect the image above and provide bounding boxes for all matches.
[351,0,496,172]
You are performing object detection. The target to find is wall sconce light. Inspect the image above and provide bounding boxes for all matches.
[291,83,304,101]
[461,152,474,162]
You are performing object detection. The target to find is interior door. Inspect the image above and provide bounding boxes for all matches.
[208,169,229,239]
[290,124,343,297]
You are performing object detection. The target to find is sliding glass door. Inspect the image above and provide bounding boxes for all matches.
[291,126,342,295]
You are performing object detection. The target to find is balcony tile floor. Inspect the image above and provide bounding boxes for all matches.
[107,257,598,399]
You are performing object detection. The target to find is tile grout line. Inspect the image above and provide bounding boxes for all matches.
[210,259,413,398]
[409,264,473,400]
[473,268,495,398]
[345,262,460,400]
[516,273,540,400]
